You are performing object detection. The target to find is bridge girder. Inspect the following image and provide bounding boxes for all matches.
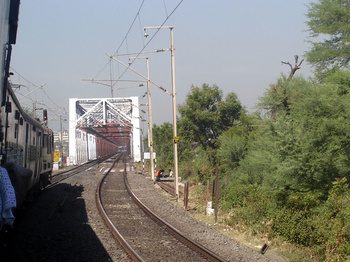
[68,97,141,165]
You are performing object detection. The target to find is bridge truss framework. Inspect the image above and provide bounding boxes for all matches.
[68,97,141,165]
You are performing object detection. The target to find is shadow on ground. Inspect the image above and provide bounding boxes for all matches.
[0,183,112,262]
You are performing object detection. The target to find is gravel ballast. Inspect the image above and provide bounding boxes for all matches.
[0,160,288,261]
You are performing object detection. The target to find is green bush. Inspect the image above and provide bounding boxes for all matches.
[220,174,254,209]
[224,178,350,261]
[316,178,350,261]
[271,208,323,247]
[226,186,276,233]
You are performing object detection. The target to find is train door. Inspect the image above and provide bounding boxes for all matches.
[34,131,42,180]
[24,123,28,168]
[38,131,42,175]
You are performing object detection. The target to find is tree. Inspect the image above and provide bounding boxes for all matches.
[281,55,304,79]
[217,112,259,172]
[152,122,174,169]
[248,73,350,197]
[258,75,312,118]
[306,0,350,77]
[178,84,243,153]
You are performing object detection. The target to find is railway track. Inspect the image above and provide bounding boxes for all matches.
[97,156,226,262]
[46,154,115,190]
[0,154,131,261]
[156,181,183,197]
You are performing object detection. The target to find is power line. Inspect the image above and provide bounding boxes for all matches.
[92,0,185,90]
[109,0,185,90]
[163,0,169,18]
[10,67,38,87]
[92,0,146,82]
[113,0,146,57]
[9,67,68,121]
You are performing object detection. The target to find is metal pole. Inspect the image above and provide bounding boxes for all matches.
[170,27,179,200]
[146,58,155,180]
[33,102,36,118]
[128,56,155,180]
[214,165,219,223]
[60,115,63,167]
[142,26,178,192]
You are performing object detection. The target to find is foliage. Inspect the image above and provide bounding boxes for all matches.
[218,72,350,260]
[178,84,243,156]
[151,69,350,259]
[217,112,258,171]
[306,0,350,77]
[218,132,246,170]
[271,208,322,247]
[226,184,277,235]
[258,75,313,118]
[178,146,213,183]
[316,177,350,261]
[152,122,174,170]
[324,69,350,95]
[246,75,350,196]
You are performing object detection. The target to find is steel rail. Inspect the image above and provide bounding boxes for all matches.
[51,153,115,178]
[124,162,227,262]
[45,155,112,190]
[96,154,144,262]
[156,181,183,196]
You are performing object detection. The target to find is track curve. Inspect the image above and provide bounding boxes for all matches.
[97,155,226,262]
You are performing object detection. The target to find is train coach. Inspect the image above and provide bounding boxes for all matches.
[1,0,54,210]
[2,84,54,195]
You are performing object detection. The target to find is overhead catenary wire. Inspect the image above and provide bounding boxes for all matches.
[10,67,38,87]
[110,0,184,90]
[9,67,68,122]
[163,0,169,18]
[113,0,146,57]
[138,13,145,47]
[91,0,146,82]
[91,81,145,114]
[91,0,185,93]
[107,54,172,95]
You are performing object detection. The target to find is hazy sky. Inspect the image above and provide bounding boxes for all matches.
[10,0,313,131]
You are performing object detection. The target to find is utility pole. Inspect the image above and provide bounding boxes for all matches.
[59,115,67,166]
[60,115,63,165]
[33,102,36,118]
[144,26,179,200]
[128,56,155,180]
[146,58,155,180]
[170,27,179,200]
[33,102,43,120]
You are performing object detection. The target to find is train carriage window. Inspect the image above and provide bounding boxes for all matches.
[15,110,19,120]
[14,123,18,138]
[43,134,46,148]
[45,134,52,154]
[38,132,42,157]
[5,102,12,113]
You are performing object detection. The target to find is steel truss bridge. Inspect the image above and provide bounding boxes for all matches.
[68,97,141,165]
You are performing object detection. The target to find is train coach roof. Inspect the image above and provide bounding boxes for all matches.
[7,84,53,133]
